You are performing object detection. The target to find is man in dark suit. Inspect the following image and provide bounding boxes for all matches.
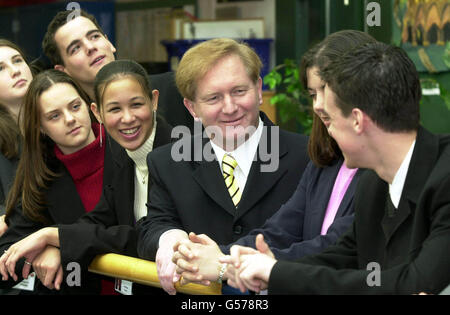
[221,42,450,295]
[137,38,310,294]
[41,9,193,131]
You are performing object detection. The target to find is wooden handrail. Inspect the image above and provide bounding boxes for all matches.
[88,253,222,295]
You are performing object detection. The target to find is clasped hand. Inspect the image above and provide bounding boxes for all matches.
[172,233,277,293]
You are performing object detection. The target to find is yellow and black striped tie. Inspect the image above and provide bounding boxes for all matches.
[222,154,242,207]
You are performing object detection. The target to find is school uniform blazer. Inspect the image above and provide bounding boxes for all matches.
[57,116,173,271]
[269,127,450,294]
[0,153,18,215]
[221,159,363,260]
[0,135,117,293]
[138,112,310,260]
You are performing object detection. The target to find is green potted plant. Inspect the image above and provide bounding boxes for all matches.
[263,59,313,135]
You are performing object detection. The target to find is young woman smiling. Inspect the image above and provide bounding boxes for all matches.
[0,60,173,295]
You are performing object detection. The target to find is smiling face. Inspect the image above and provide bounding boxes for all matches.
[0,46,33,110]
[39,83,95,155]
[323,85,365,168]
[54,16,116,92]
[184,54,262,150]
[94,77,157,151]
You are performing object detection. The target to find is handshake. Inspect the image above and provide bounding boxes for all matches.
[156,232,278,295]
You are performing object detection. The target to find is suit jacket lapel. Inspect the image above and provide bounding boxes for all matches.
[381,196,413,246]
[192,137,237,216]
[103,134,135,223]
[381,127,438,245]
[312,160,343,235]
[192,158,237,217]
[333,168,364,219]
[235,119,288,220]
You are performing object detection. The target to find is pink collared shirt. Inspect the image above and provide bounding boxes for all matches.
[320,163,358,235]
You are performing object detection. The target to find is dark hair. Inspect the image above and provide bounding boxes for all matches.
[321,42,421,132]
[300,30,377,167]
[42,9,104,66]
[93,59,154,113]
[6,70,91,224]
[0,39,31,159]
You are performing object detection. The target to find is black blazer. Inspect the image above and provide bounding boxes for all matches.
[57,117,172,270]
[0,153,18,215]
[269,127,450,294]
[222,159,363,260]
[138,112,310,260]
[0,119,173,294]
[0,134,117,294]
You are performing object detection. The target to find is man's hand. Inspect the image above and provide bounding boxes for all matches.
[156,230,188,295]
[172,232,223,285]
[219,234,275,293]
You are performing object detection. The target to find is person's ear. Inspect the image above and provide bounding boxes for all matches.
[90,102,103,123]
[184,98,200,121]
[151,89,159,112]
[256,77,263,106]
[54,64,65,73]
[352,108,365,134]
[104,35,117,54]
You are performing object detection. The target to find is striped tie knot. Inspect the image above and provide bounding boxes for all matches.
[222,154,241,207]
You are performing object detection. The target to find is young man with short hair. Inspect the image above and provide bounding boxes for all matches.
[42,9,193,131]
[222,42,450,295]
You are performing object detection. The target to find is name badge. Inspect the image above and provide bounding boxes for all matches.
[13,272,36,291]
[114,279,133,295]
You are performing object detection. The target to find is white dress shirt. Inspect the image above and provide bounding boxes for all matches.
[389,140,416,208]
[159,118,264,247]
[210,117,264,192]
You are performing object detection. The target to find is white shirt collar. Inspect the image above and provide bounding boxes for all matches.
[389,140,416,208]
[210,117,263,178]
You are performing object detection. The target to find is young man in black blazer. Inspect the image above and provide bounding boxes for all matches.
[220,42,450,295]
[137,38,310,294]
[41,9,193,131]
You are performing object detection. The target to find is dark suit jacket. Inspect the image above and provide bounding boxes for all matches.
[138,112,310,260]
[221,159,363,260]
[57,117,172,270]
[149,72,194,133]
[0,153,18,215]
[269,127,450,294]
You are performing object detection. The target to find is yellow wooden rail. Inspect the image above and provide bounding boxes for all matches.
[88,253,222,295]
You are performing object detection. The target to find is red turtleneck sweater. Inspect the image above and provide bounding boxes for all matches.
[54,123,116,295]
[54,123,105,213]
